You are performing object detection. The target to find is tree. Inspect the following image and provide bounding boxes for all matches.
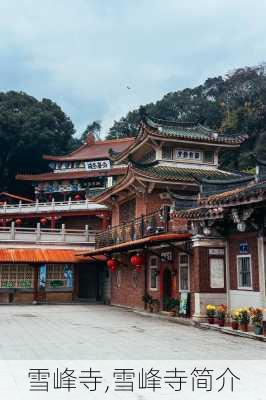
[81,120,102,142]
[0,91,76,194]
[107,64,266,170]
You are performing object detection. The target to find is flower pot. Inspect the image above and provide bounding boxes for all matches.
[231,321,239,330]
[208,317,215,324]
[240,323,249,332]
[254,325,263,335]
[218,319,225,327]
[170,310,177,317]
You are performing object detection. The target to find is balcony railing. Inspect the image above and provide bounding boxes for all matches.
[0,223,98,245]
[95,210,188,248]
[0,199,107,215]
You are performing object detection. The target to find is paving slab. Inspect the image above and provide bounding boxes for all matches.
[0,304,265,360]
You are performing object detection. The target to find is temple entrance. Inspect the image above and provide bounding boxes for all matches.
[162,268,172,310]
[78,263,104,301]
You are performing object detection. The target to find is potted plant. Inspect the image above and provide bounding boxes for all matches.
[250,307,263,335]
[231,309,240,330]
[142,294,153,312]
[206,304,216,324]
[238,308,250,332]
[169,298,179,317]
[151,299,160,313]
[163,298,179,316]
[216,304,227,327]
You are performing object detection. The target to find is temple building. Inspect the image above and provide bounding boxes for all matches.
[81,114,251,318]
[0,133,134,304]
[2,114,265,321]
[16,133,134,201]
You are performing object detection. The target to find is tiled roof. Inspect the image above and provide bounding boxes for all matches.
[201,181,266,206]
[134,163,240,184]
[175,207,224,220]
[78,233,191,256]
[16,167,126,182]
[173,180,266,221]
[0,248,106,263]
[43,138,135,161]
[144,117,247,145]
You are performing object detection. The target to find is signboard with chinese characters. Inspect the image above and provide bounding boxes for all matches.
[240,242,249,254]
[85,160,111,171]
[209,248,225,256]
[179,292,189,316]
[161,251,173,262]
[210,258,224,288]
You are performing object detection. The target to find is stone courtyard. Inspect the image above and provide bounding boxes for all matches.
[0,304,264,359]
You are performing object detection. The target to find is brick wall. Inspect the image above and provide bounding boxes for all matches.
[14,292,34,303]
[46,292,73,303]
[190,246,226,293]
[110,254,145,309]
[110,248,187,311]
[114,190,172,223]
[228,232,259,291]
[119,199,136,223]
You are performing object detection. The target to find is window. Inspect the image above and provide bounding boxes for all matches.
[46,264,73,289]
[237,255,252,289]
[149,256,159,290]
[142,150,156,163]
[0,264,34,289]
[162,146,173,160]
[203,151,214,164]
[179,254,189,292]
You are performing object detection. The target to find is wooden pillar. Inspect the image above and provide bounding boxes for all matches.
[33,265,39,302]
[101,213,110,230]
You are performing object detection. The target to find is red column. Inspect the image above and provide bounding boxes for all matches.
[51,216,56,229]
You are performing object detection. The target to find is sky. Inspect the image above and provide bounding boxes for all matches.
[0,0,265,138]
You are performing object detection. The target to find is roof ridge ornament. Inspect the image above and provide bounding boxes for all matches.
[86,131,96,145]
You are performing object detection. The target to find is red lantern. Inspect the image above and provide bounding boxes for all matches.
[15,218,22,226]
[107,258,118,272]
[130,254,145,271]
[74,194,81,201]
[40,217,47,225]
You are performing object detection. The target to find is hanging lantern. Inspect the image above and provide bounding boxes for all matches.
[130,254,145,271]
[15,218,22,226]
[107,258,118,272]
[74,194,81,201]
[40,217,48,225]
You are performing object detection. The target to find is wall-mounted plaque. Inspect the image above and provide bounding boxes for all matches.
[85,160,111,171]
[209,248,224,256]
[210,258,224,288]
[240,242,249,254]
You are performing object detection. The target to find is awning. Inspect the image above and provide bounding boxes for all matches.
[0,249,106,264]
[78,233,191,258]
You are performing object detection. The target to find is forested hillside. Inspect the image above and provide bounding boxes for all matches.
[0,91,78,194]
[107,65,266,170]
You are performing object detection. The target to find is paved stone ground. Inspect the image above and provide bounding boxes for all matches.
[0,304,265,359]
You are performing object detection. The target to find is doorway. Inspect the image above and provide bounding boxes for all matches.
[162,268,172,310]
[78,263,104,301]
